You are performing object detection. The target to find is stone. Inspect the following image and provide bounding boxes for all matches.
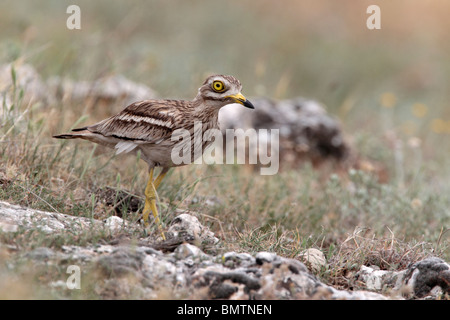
[0,221,18,233]
[96,246,144,277]
[355,257,450,298]
[25,247,55,261]
[255,251,278,264]
[356,265,404,291]
[167,213,219,245]
[174,243,208,260]
[222,252,256,269]
[47,74,157,113]
[297,248,327,273]
[104,216,128,233]
[219,97,351,167]
[0,63,55,108]
[0,201,102,234]
[403,257,450,298]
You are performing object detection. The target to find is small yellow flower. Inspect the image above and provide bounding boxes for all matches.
[431,118,446,133]
[411,103,428,118]
[380,92,397,108]
[446,120,450,134]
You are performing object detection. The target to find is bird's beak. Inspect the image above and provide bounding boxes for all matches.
[227,93,255,109]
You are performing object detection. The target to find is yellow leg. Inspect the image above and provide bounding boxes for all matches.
[142,168,154,224]
[142,168,166,240]
[153,167,169,190]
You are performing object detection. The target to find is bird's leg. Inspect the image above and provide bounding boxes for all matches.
[142,168,154,224]
[142,168,166,240]
[153,167,169,190]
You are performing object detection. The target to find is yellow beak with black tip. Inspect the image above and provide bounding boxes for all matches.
[226,93,255,109]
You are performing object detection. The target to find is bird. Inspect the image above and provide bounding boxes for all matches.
[53,74,254,240]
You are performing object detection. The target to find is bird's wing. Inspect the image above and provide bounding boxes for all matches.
[83,100,186,144]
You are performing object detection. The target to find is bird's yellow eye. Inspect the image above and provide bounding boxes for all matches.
[212,80,225,92]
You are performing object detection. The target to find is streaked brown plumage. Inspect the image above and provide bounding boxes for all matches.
[53,74,254,239]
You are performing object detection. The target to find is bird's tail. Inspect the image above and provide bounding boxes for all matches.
[53,127,89,139]
[53,133,80,139]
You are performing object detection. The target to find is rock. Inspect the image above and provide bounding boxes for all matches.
[356,265,405,292]
[104,216,128,233]
[355,257,450,298]
[0,221,18,233]
[222,252,256,269]
[25,247,55,261]
[193,251,384,300]
[403,257,450,298]
[255,252,308,274]
[141,252,180,284]
[0,63,55,108]
[0,63,158,119]
[297,248,327,273]
[219,97,351,168]
[96,246,144,277]
[0,201,101,234]
[0,201,142,236]
[167,213,219,245]
[255,251,278,264]
[47,74,157,113]
[61,245,106,262]
[174,243,208,260]
[198,270,261,299]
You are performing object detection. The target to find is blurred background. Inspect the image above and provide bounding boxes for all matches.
[2,0,450,135]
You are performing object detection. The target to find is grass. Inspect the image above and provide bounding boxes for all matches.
[0,0,449,299]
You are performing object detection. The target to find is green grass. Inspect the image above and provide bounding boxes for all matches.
[0,0,449,299]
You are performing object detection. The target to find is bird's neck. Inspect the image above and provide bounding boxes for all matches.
[191,96,221,122]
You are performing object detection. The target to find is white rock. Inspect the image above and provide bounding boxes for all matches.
[297,248,327,273]
[358,265,394,291]
[174,243,207,260]
[104,216,126,232]
[255,252,278,264]
[167,213,219,245]
[0,221,18,233]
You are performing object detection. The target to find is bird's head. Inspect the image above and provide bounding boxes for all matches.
[195,74,254,109]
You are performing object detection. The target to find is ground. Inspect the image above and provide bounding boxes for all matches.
[0,1,449,299]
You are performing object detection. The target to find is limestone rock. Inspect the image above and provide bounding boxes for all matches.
[0,63,54,108]
[219,97,351,167]
[47,74,157,113]
[0,201,101,234]
[167,213,219,245]
[297,248,327,273]
[356,257,450,298]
